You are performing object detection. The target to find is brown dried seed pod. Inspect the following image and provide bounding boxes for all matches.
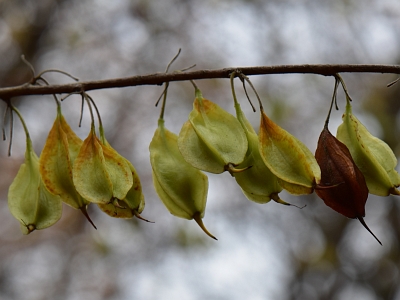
[315,126,381,245]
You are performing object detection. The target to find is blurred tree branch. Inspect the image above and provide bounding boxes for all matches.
[0,64,399,99]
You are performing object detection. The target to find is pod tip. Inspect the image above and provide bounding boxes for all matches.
[193,213,217,240]
[134,211,155,223]
[357,216,382,246]
[270,193,306,209]
[80,206,97,230]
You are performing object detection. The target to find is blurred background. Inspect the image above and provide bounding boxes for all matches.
[1,0,400,299]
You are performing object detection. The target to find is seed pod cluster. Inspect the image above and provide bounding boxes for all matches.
[7,97,147,234]
[70,99,147,222]
[5,71,397,245]
[230,74,289,205]
[314,77,390,245]
[151,79,313,239]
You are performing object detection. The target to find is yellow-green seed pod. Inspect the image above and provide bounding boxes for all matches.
[73,123,133,205]
[98,158,148,220]
[95,123,146,219]
[100,140,133,201]
[259,108,321,195]
[8,137,62,234]
[39,105,95,228]
[231,93,288,204]
[73,128,114,204]
[150,118,215,239]
[235,128,288,204]
[178,88,248,174]
[337,98,400,196]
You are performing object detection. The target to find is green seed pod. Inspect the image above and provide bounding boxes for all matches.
[259,108,321,195]
[8,134,62,234]
[337,97,400,196]
[178,88,248,174]
[40,104,95,228]
[230,76,287,205]
[150,117,215,239]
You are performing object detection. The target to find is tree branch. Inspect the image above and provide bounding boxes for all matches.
[0,64,399,99]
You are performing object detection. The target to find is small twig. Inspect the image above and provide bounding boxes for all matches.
[387,77,400,87]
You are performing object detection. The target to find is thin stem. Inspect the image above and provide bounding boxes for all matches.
[86,94,102,129]
[79,94,85,127]
[8,103,13,156]
[10,104,32,151]
[87,94,105,141]
[35,77,49,86]
[29,63,78,85]
[324,77,340,129]
[2,103,9,141]
[82,93,96,133]
[10,105,29,140]
[159,82,168,120]
[387,77,400,87]
[156,62,196,107]
[190,79,199,91]
[165,48,181,73]
[1,100,14,156]
[234,71,260,111]
[156,49,183,113]
[180,64,196,72]
[336,74,353,103]
[230,71,253,116]
[240,76,257,112]
[20,55,35,80]
[35,69,79,82]
[4,99,14,156]
[155,84,168,107]
[230,72,239,106]
[8,105,14,156]
[241,81,256,112]
[190,80,204,101]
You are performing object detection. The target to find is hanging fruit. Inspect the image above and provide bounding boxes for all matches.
[97,122,147,221]
[258,99,321,195]
[315,77,381,245]
[150,86,215,240]
[8,105,62,234]
[336,87,400,196]
[229,72,292,205]
[40,102,96,228]
[177,85,248,175]
[72,96,133,206]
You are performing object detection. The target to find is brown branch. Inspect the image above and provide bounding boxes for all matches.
[0,64,399,99]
